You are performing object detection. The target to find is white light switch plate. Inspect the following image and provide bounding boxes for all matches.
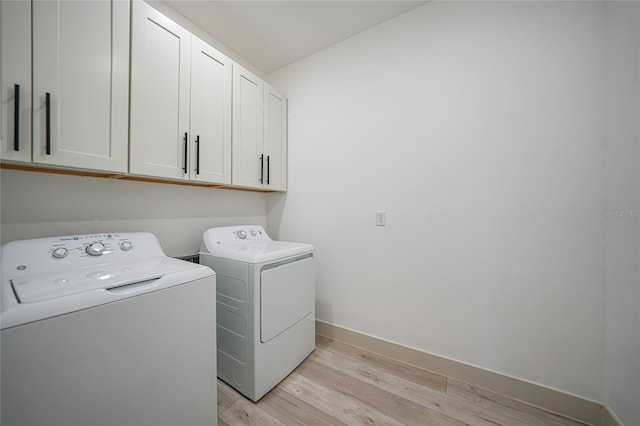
[376,211,386,226]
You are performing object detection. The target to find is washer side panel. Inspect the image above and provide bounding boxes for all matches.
[1,277,217,426]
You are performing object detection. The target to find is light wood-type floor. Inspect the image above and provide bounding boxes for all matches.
[217,335,589,426]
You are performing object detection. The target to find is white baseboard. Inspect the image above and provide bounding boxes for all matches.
[602,404,623,426]
[316,320,616,426]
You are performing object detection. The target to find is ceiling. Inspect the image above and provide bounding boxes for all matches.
[163,1,428,74]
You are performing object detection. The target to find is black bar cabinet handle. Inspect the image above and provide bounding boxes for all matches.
[266,155,270,185]
[183,132,188,173]
[14,84,20,151]
[195,135,200,175]
[45,92,51,155]
[259,154,264,184]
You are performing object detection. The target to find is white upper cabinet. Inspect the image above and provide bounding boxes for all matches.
[1,0,32,164]
[232,65,264,189]
[130,2,232,184]
[189,37,232,184]
[2,0,286,191]
[130,1,191,180]
[232,65,287,191]
[264,84,288,191]
[31,0,129,172]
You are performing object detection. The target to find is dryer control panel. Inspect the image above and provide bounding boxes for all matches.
[200,225,313,264]
[204,225,272,247]
[235,227,265,241]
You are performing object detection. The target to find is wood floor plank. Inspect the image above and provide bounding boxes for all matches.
[279,372,405,425]
[217,379,242,414]
[316,335,447,393]
[309,344,380,384]
[297,358,466,426]
[220,398,286,426]
[375,370,532,426]
[215,336,591,426]
[257,386,347,426]
[446,378,588,426]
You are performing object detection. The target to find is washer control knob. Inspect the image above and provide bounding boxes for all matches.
[237,230,247,239]
[52,247,68,259]
[249,229,257,237]
[120,241,133,251]
[86,242,106,256]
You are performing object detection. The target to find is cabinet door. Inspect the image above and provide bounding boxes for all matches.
[32,0,129,173]
[232,65,264,189]
[264,84,287,191]
[190,37,232,184]
[0,0,31,164]
[130,1,191,180]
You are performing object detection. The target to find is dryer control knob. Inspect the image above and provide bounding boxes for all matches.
[120,241,133,251]
[52,247,68,259]
[86,242,106,256]
[237,230,247,239]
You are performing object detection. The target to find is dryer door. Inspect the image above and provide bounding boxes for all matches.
[260,254,314,343]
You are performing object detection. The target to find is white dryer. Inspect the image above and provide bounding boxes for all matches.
[1,232,217,426]
[200,225,315,401]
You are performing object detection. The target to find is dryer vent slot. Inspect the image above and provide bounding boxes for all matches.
[174,254,200,264]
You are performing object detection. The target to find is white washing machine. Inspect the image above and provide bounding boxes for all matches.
[1,232,217,426]
[200,225,315,401]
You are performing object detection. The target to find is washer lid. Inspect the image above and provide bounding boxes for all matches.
[200,225,313,263]
[11,257,197,304]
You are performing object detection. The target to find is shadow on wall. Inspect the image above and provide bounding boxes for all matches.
[316,298,334,325]
[266,192,287,239]
[0,169,268,256]
[267,191,332,325]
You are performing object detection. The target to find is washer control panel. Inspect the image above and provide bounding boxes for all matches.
[46,233,135,259]
[1,233,167,281]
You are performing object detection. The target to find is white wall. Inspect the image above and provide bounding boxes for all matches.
[268,1,608,401]
[604,3,640,425]
[1,170,266,256]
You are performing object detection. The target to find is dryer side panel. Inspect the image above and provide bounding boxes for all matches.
[260,255,315,343]
[200,254,254,397]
